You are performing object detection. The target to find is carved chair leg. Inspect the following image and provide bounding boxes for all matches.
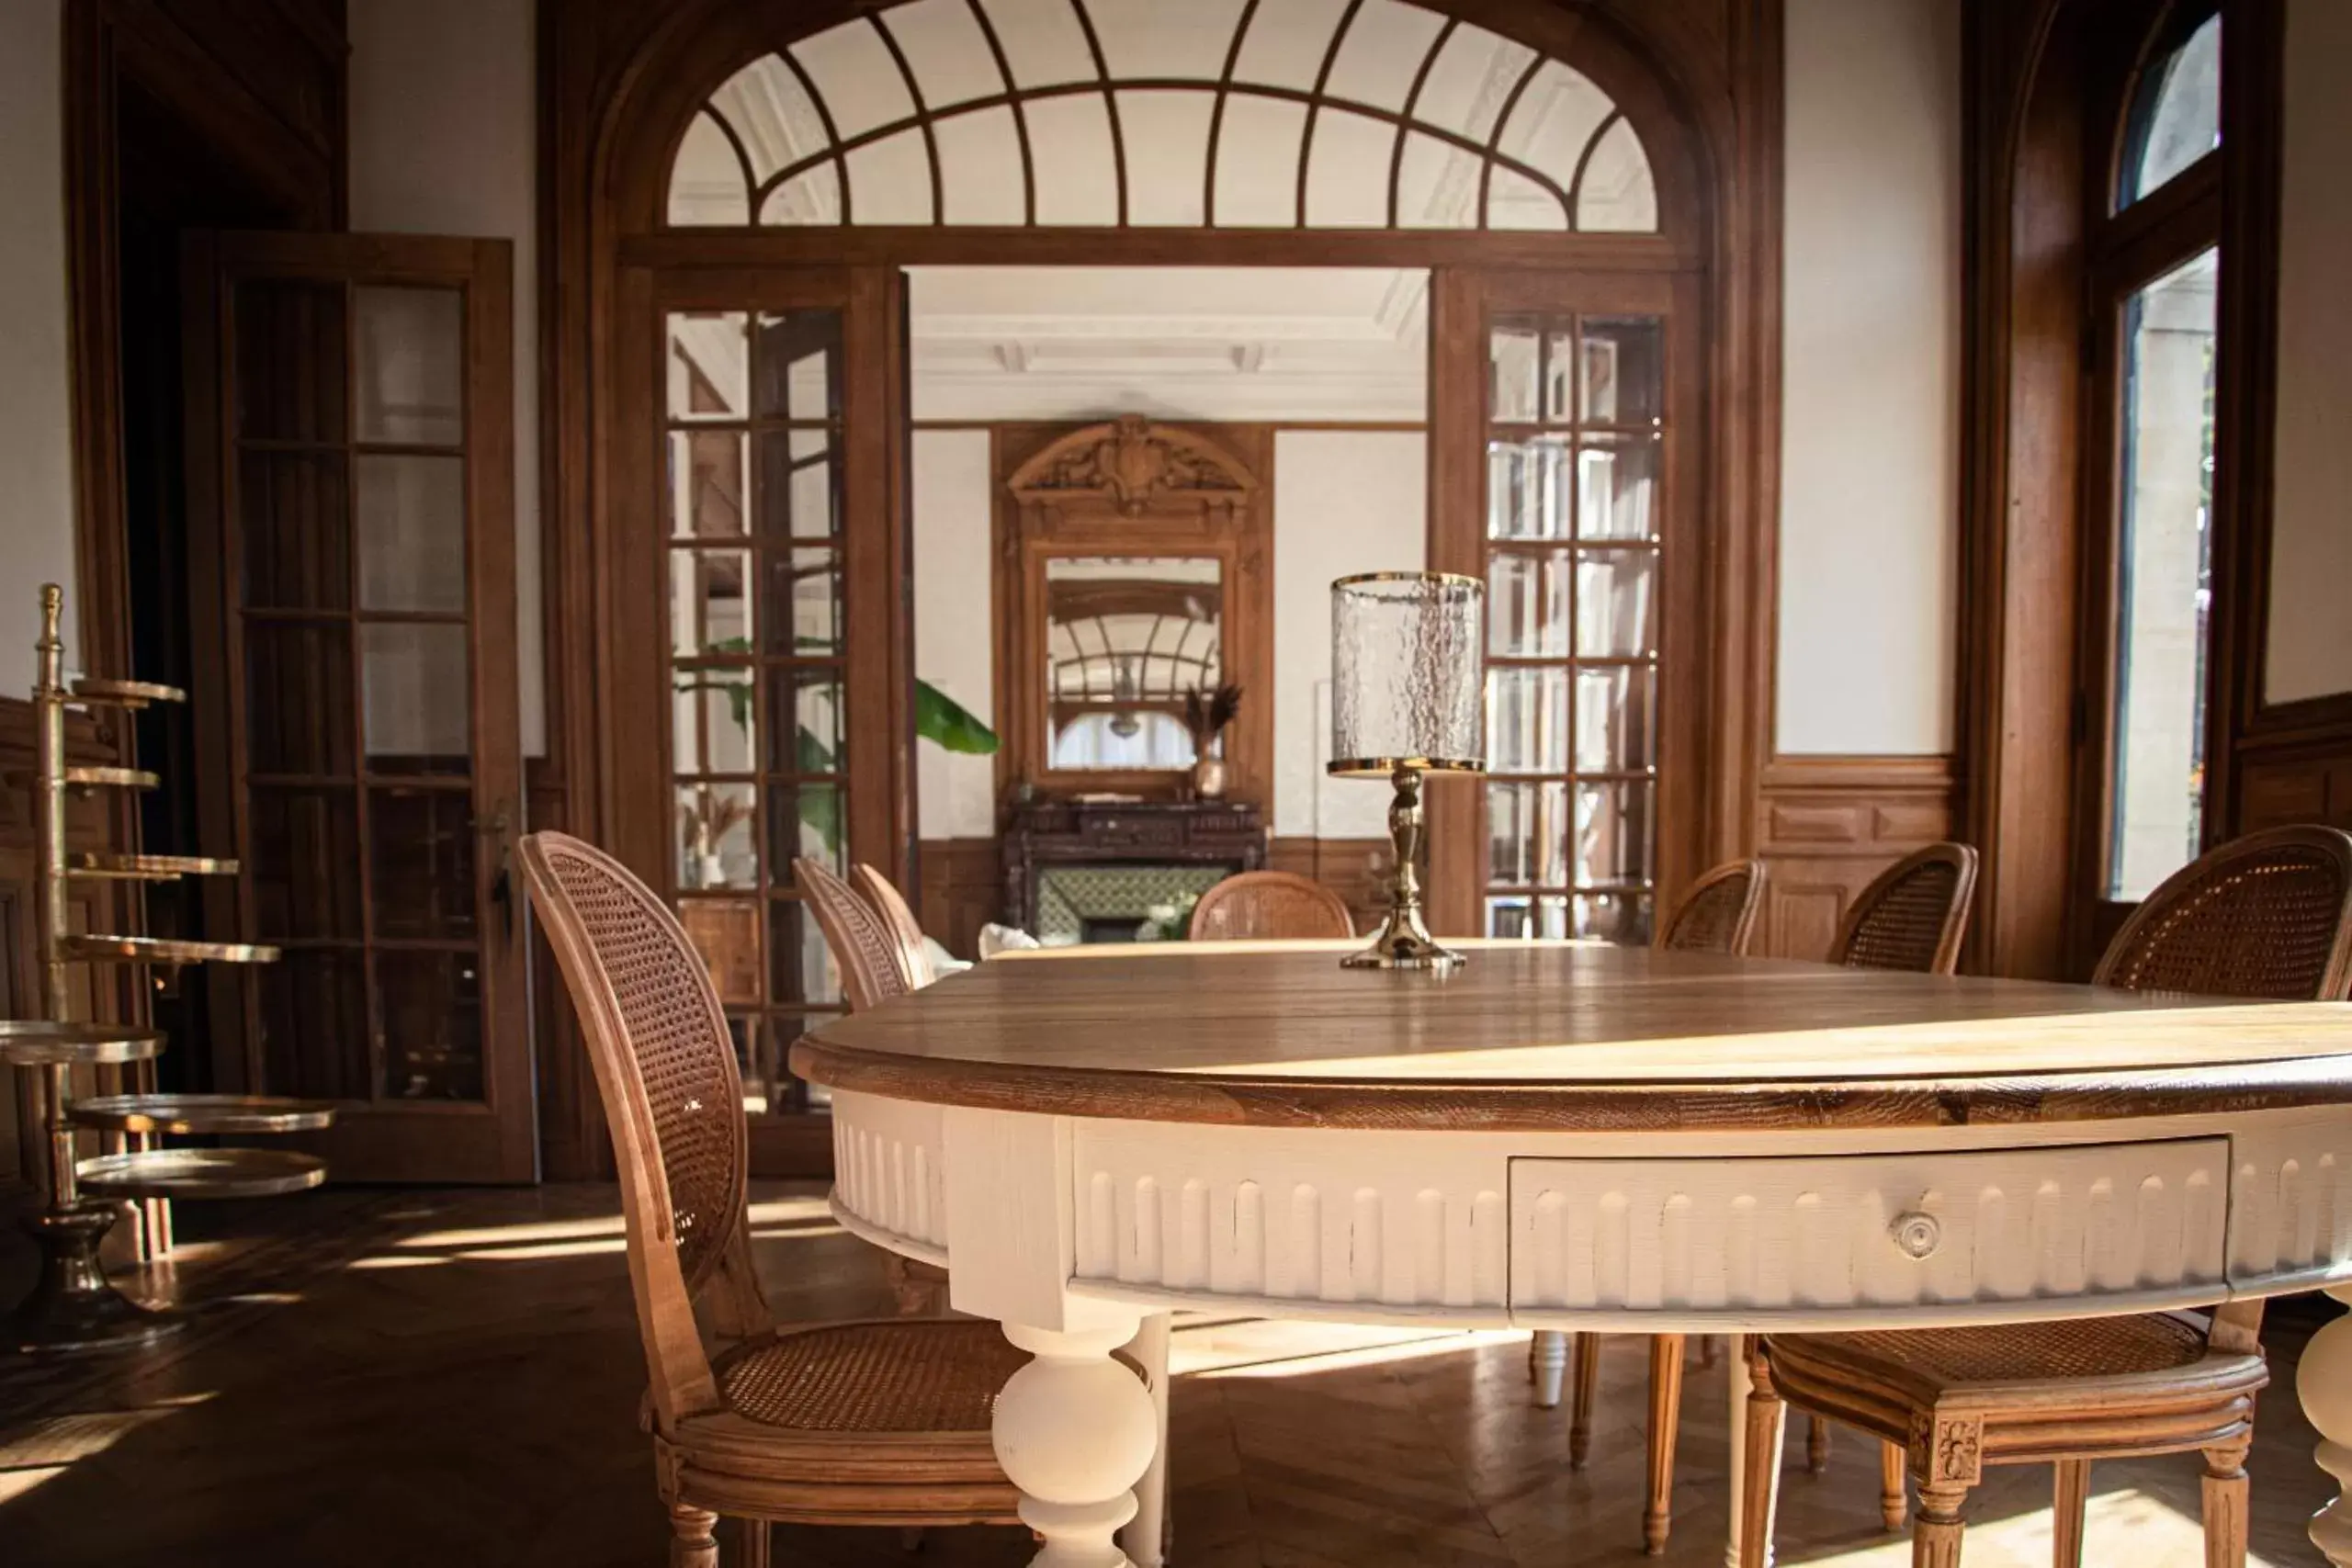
[1880,1439,1908,1531]
[2202,1439,2251,1568]
[667,1505,719,1568]
[1645,1333,1685,1555]
[1912,1481,1970,1568]
[1569,1333,1600,1470]
[1807,1413,1832,1474]
[2052,1460,2089,1568]
[1737,1347,1785,1568]
[739,1516,772,1568]
[1531,1329,1569,1408]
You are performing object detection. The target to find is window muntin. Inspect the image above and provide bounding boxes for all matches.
[2118,9,2220,209]
[1481,313,1663,943]
[666,0,1659,232]
[664,308,851,1116]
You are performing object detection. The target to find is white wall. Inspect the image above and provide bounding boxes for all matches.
[1775,0,1962,755]
[912,431,998,838]
[347,0,545,752]
[0,0,76,688]
[1272,432,1427,837]
[2267,0,2352,705]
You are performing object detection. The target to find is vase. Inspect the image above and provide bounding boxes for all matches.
[1192,756,1227,800]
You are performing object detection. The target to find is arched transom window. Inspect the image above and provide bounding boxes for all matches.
[667,0,1658,232]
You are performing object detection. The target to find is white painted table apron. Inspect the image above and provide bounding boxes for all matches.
[790,942,2352,1567]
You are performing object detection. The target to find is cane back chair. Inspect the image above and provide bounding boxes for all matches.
[518,832,1023,1564]
[1187,870,1355,941]
[1530,858,1768,1554]
[1744,825,2352,1568]
[1829,841,1981,976]
[852,863,937,991]
[796,856,912,1014]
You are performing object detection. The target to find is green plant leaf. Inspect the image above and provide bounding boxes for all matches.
[916,680,999,754]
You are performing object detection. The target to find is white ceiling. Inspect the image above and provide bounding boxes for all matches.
[910,265,1429,422]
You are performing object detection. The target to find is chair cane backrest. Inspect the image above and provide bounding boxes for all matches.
[797,856,911,1013]
[1188,870,1355,942]
[1656,859,1767,956]
[852,863,937,989]
[1828,842,1979,976]
[2094,825,2352,1000]
[514,831,749,1418]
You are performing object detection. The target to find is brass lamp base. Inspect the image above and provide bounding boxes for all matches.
[1341,907,1465,971]
[4,1205,182,1354]
[1340,765,1466,972]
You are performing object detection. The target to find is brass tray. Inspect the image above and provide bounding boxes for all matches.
[67,852,240,881]
[62,766,159,789]
[63,934,281,965]
[0,1020,164,1068]
[70,677,187,708]
[75,1147,325,1201]
[69,1093,337,1135]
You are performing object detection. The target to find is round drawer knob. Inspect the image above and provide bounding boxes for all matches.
[1891,1211,1941,1260]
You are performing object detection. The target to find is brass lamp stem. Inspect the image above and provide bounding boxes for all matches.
[1341,765,1465,971]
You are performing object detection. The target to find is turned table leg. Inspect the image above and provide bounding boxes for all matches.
[997,1314,1159,1568]
[2302,1285,2352,1565]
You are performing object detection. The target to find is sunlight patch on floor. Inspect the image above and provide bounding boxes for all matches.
[1768,1483,2297,1568]
[1177,1318,1518,1378]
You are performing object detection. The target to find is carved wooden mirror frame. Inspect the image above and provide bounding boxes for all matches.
[990,416,1273,807]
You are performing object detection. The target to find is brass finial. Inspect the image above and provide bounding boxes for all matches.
[38,583,62,645]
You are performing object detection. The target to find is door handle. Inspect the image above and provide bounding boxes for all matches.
[475,801,516,943]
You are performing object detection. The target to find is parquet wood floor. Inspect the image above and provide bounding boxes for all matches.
[0,1181,2335,1565]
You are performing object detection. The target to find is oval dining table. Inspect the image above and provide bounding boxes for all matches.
[790,938,2352,1568]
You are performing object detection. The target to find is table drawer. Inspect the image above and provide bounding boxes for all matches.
[1510,1139,2228,1317]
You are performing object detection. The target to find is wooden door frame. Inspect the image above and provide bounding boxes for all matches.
[1425,266,1710,935]
[1958,0,2290,979]
[180,229,533,1182]
[538,0,1782,1172]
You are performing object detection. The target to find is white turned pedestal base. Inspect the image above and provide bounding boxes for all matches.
[997,1315,1158,1568]
[2302,1285,2352,1563]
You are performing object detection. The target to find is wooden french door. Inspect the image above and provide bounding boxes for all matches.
[1427,268,1705,941]
[612,265,910,1177]
[181,232,533,1182]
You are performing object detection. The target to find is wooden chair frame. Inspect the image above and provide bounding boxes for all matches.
[1187,870,1355,942]
[852,862,937,991]
[1828,841,1982,976]
[1532,855,1762,1552]
[517,832,1022,1563]
[797,857,911,1014]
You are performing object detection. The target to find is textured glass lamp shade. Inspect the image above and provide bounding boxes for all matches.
[1329,573,1485,775]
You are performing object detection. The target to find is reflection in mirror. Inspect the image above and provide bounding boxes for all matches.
[1045,557,1222,770]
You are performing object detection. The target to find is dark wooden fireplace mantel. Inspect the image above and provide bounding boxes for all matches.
[1001,799,1267,933]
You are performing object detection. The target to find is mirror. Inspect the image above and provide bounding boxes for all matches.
[1044,556,1222,771]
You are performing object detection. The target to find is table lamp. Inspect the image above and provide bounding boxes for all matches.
[1328,571,1485,969]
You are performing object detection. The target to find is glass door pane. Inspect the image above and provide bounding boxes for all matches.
[1480,310,1665,942]
[664,306,848,1121]
[194,229,526,1182]
[2105,247,2217,901]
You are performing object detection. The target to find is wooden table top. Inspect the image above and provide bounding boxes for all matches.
[791,942,2352,1131]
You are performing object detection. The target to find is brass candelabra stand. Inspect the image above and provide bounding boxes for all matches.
[3,584,332,1354]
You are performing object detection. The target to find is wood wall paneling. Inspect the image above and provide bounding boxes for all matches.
[1754,754,1960,963]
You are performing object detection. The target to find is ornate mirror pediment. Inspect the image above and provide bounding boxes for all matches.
[1007,416,1258,521]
